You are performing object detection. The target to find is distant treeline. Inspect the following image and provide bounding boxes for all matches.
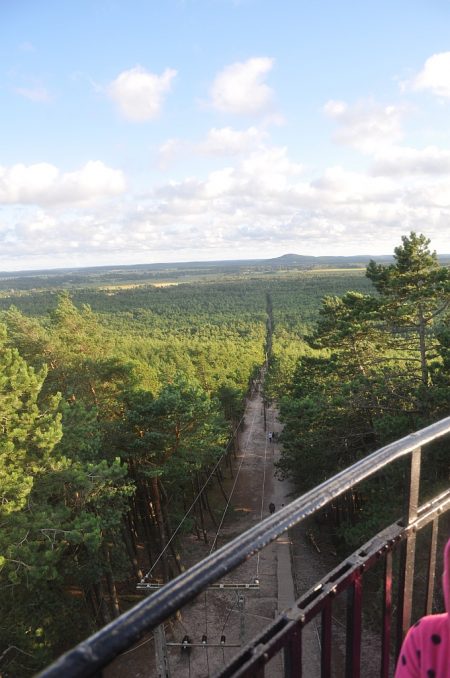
[0,252,401,291]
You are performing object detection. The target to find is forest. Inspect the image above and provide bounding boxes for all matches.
[0,233,449,676]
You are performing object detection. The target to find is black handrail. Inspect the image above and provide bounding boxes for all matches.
[37,415,450,678]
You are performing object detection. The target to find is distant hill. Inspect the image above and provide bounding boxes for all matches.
[0,251,449,292]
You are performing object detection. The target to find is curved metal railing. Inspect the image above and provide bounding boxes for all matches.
[38,415,450,677]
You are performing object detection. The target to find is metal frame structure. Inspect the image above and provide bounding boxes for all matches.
[38,416,450,678]
[137,582,260,590]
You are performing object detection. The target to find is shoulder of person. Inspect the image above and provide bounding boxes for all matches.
[409,613,447,639]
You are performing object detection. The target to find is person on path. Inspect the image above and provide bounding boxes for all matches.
[268,432,273,443]
[395,538,449,677]
[269,502,275,514]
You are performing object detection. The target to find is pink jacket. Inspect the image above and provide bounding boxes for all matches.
[395,538,450,677]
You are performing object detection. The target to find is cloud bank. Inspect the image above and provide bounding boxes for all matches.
[0,161,126,205]
[3,128,449,270]
[324,99,405,152]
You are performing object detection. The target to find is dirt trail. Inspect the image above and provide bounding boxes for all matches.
[165,386,295,678]
[107,384,330,677]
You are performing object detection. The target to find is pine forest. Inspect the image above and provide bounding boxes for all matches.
[0,232,449,676]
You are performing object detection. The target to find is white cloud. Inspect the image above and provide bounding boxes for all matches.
[0,161,126,205]
[157,138,185,169]
[407,179,450,208]
[411,52,450,98]
[15,85,51,102]
[157,126,267,168]
[323,100,348,117]
[311,166,397,203]
[371,146,450,176]
[198,126,266,155]
[155,144,303,203]
[203,168,236,198]
[323,98,405,153]
[108,66,176,121]
[240,146,303,191]
[58,161,126,202]
[12,211,58,241]
[210,57,274,115]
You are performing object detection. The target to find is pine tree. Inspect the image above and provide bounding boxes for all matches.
[0,324,63,675]
[366,232,450,391]
[0,324,62,517]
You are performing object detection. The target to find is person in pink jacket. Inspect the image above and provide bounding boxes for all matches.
[395,537,449,677]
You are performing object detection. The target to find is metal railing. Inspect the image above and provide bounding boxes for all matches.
[38,416,450,678]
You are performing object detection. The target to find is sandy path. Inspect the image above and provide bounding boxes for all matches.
[164,387,325,677]
[107,384,324,677]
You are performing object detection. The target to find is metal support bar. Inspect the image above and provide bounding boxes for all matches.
[283,626,302,678]
[321,600,332,678]
[238,594,246,645]
[167,642,241,648]
[216,617,291,678]
[380,549,393,678]
[425,516,439,615]
[396,447,421,656]
[345,574,362,678]
[138,582,260,590]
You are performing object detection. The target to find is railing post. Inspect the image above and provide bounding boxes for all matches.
[380,549,393,678]
[425,517,439,615]
[345,573,362,678]
[321,599,332,678]
[283,625,302,678]
[396,446,421,656]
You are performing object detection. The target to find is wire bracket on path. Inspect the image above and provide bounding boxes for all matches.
[137,581,260,590]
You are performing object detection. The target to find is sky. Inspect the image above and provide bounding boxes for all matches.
[2,0,450,271]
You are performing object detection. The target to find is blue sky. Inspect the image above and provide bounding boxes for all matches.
[2,0,450,270]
